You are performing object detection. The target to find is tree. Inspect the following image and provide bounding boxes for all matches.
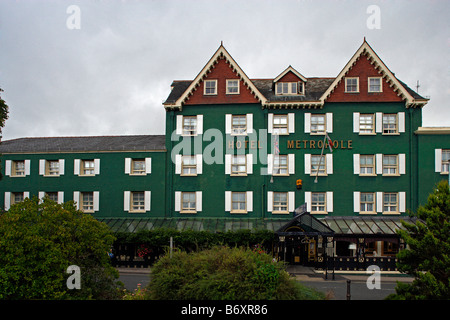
[388,180,450,299]
[0,197,120,299]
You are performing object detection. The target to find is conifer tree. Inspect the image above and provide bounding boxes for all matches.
[388,180,450,299]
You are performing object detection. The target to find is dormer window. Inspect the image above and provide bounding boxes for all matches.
[275,82,304,95]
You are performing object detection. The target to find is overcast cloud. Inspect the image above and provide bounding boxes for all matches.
[0,0,449,141]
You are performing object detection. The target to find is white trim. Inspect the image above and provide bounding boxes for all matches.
[376,154,383,175]
[246,154,253,174]
[196,191,202,212]
[124,191,130,211]
[398,112,405,133]
[353,154,360,174]
[246,113,253,134]
[94,159,100,175]
[176,115,183,135]
[197,115,203,135]
[225,154,231,174]
[24,160,30,176]
[304,113,311,133]
[145,191,151,211]
[353,112,360,133]
[125,158,131,174]
[59,159,65,175]
[226,79,240,95]
[145,158,152,174]
[5,160,11,176]
[246,191,253,212]
[225,191,231,212]
[267,154,273,175]
[267,113,273,134]
[399,192,406,213]
[175,154,182,174]
[225,114,232,134]
[74,159,80,175]
[326,192,333,213]
[93,191,99,211]
[399,154,406,175]
[354,191,360,213]
[73,191,80,210]
[376,113,383,133]
[288,191,295,212]
[58,191,64,204]
[174,191,181,212]
[304,154,311,174]
[39,159,46,175]
[305,192,312,212]
[435,149,442,172]
[288,113,295,133]
[196,154,203,174]
[326,154,333,174]
[4,192,10,210]
[288,154,295,175]
[326,113,333,133]
[267,191,273,212]
[376,192,383,213]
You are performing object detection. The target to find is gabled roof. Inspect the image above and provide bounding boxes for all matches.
[320,40,429,107]
[273,65,307,83]
[163,44,267,110]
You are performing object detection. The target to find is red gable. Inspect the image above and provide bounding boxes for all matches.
[325,50,404,103]
[184,57,260,105]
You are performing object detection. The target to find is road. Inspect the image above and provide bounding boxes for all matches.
[117,268,413,300]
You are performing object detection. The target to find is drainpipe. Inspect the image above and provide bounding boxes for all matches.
[409,108,414,212]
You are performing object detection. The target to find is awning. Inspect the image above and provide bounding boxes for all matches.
[97,217,290,233]
[276,212,334,236]
[320,216,418,235]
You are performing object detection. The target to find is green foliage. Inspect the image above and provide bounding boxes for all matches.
[114,228,276,252]
[387,180,450,300]
[146,246,325,300]
[0,197,119,299]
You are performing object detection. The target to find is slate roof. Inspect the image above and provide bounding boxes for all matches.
[0,135,166,153]
[164,77,424,106]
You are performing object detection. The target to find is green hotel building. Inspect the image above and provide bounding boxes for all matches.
[1,40,449,268]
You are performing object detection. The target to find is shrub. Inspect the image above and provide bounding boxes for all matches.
[0,197,120,299]
[146,246,325,300]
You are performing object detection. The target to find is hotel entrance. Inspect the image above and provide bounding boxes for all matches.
[276,211,334,267]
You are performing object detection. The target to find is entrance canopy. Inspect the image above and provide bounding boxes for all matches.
[276,212,334,237]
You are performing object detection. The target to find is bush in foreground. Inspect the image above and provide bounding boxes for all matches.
[146,246,325,300]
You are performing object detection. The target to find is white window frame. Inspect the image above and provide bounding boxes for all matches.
[5,160,31,177]
[267,191,295,214]
[125,158,152,175]
[38,191,64,204]
[305,191,333,214]
[204,80,217,95]
[268,113,295,135]
[225,191,253,213]
[74,159,100,176]
[176,115,203,136]
[226,79,239,94]
[436,149,450,174]
[174,191,202,213]
[368,77,382,93]
[275,82,301,95]
[73,191,99,213]
[345,77,359,93]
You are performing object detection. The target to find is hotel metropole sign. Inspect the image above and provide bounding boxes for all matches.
[287,139,353,150]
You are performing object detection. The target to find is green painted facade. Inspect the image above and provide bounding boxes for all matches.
[1,42,448,229]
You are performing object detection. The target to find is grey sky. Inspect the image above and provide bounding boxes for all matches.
[0,0,449,141]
